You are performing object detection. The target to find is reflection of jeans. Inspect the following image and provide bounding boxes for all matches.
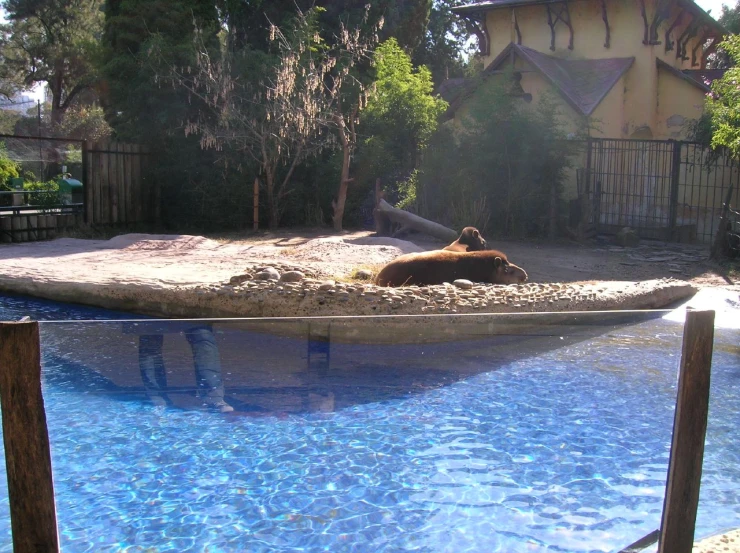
[139,325,225,404]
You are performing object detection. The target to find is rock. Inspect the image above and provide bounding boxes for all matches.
[228,274,252,285]
[354,269,373,280]
[615,227,640,247]
[318,281,335,291]
[453,279,474,290]
[280,270,305,283]
[256,268,280,281]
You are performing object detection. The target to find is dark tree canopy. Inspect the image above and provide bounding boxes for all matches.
[99,0,220,142]
[0,0,104,127]
[215,0,430,55]
[413,0,471,86]
[706,2,740,69]
[719,1,740,34]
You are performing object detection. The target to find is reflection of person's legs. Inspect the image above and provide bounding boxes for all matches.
[139,334,168,406]
[185,326,232,412]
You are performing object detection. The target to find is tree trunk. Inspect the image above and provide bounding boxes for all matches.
[332,147,351,232]
[50,69,64,128]
[549,178,558,239]
[332,110,354,232]
[252,178,259,231]
[375,199,459,242]
[265,172,278,230]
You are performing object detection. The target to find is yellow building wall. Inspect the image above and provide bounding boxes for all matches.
[588,75,627,138]
[452,1,727,239]
[656,68,706,139]
[485,0,709,69]
[482,0,714,140]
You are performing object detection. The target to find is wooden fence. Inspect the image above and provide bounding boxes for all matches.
[85,140,158,226]
[0,138,156,243]
[0,213,83,243]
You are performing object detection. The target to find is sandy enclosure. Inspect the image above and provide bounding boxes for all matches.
[0,229,736,325]
[0,229,732,287]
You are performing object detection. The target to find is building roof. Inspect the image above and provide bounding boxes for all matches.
[682,68,727,90]
[436,78,469,104]
[439,44,633,119]
[471,43,633,116]
[656,58,715,92]
[451,0,563,13]
[507,45,634,116]
[451,0,727,36]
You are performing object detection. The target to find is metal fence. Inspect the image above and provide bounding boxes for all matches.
[585,138,740,244]
[1,134,155,242]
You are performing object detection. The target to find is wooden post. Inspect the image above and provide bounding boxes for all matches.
[20,215,28,242]
[82,140,89,224]
[28,214,38,242]
[0,321,60,552]
[110,141,120,225]
[100,139,110,225]
[11,216,22,243]
[0,217,11,243]
[38,214,47,241]
[658,308,715,553]
[253,177,259,231]
[47,215,57,240]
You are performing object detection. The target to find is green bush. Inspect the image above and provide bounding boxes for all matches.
[23,180,60,211]
[0,142,20,188]
[412,77,580,238]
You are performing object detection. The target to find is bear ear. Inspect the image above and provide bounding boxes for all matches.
[493,256,503,268]
[473,229,480,238]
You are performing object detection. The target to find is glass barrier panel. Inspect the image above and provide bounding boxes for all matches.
[0,296,737,553]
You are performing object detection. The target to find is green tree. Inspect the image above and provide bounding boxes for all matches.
[99,0,219,142]
[719,1,740,34]
[216,0,430,56]
[359,38,447,198]
[413,75,576,237]
[179,7,381,230]
[704,2,740,69]
[413,0,471,86]
[0,141,20,185]
[0,0,103,127]
[707,35,740,157]
[0,109,21,134]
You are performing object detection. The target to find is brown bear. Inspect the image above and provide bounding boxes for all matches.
[375,249,528,287]
[443,226,488,252]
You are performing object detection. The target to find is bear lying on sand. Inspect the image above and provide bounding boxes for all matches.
[375,249,528,287]
[443,227,487,252]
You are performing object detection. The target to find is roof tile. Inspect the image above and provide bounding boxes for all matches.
[490,44,634,116]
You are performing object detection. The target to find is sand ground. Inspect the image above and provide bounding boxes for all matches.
[0,227,736,291]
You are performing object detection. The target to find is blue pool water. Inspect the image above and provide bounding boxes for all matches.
[0,294,738,552]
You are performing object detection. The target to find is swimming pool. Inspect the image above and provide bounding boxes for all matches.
[0,293,738,552]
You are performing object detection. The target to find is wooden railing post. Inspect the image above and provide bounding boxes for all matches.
[0,321,60,553]
[658,308,715,553]
[253,177,259,231]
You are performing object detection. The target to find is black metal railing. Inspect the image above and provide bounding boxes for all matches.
[585,138,740,244]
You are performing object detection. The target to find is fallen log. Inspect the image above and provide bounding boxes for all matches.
[375,199,458,243]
